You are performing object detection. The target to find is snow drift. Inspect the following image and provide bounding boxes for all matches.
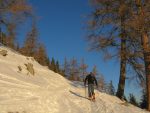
[0,46,149,113]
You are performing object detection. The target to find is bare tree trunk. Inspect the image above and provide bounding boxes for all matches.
[135,0,150,110]
[116,14,126,99]
[142,33,150,110]
[116,35,126,99]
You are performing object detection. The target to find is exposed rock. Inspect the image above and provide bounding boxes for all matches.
[31,57,34,62]
[24,63,35,75]
[0,50,7,56]
[26,57,29,60]
[18,66,22,72]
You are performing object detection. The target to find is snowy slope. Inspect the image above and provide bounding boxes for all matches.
[0,46,149,113]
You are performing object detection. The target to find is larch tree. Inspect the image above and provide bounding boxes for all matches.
[98,75,105,92]
[140,87,147,109]
[79,58,88,81]
[55,60,60,73]
[92,65,98,76]
[6,22,16,48]
[0,0,32,48]
[20,23,38,56]
[108,80,115,95]
[87,0,134,99]
[69,58,79,81]
[63,57,70,77]
[0,29,6,45]
[46,57,51,69]
[134,0,150,110]
[35,43,47,66]
[124,0,150,110]
[129,93,139,107]
[51,57,56,72]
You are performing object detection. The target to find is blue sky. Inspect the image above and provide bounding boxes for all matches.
[28,0,119,83]
[18,0,142,100]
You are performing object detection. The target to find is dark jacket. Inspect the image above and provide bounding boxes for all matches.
[84,74,98,86]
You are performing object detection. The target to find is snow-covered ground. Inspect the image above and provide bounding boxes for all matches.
[0,46,149,113]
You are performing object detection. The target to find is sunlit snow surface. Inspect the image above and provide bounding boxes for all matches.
[0,46,149,113]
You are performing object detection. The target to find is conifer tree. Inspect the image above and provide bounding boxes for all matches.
[35,43,47,66]
[79,58,88,81]
[51,57,56,72]
[0,0,32,48]
[98,75,105,92]
[123,95,128,102]
[0,28,7,45]
[15,42,20,51]
[133,0,150,110]
[140,88,148,109]
[56,61,60,73]
[69,58,79,81]
[88,0,136,99]
[46,57,51,69]
[6,23,16,48]
[63,57,70,77]
[92,65,98,76]
[129,93,139,107]
[21,23,38,56]
[108,80,115,95]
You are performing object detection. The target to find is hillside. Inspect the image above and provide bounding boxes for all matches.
[0,46,149,113]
